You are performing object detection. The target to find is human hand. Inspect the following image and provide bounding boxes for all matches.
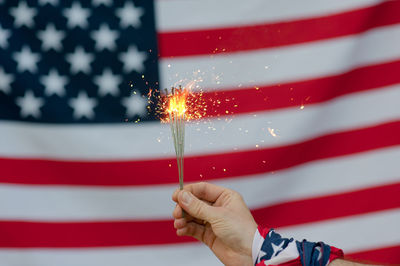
[172,182,257,266]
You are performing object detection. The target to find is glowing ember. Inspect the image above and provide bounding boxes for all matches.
[146,84,207,208]
[155,85,207,216]
[166,87,188,118]
[268,127,278,137]
[157,86,206,123]
[162,87,187,195]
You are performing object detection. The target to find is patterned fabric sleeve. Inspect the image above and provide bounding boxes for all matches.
[252,226,343,266]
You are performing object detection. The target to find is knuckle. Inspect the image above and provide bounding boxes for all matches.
[198,181,207,187]
[193,201,206,218]
[231,190,243,201]
[198,182,208,198]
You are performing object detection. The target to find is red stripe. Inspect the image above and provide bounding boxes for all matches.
[253,182,400,229]
[0,121,400,186]
[0,183,398,247]
[346,245,400,265]
[0,220,183,248]
[197,60,400,117]
[158,1,400,57]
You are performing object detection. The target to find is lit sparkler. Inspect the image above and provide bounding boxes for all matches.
[149,84,207,201]
[165,86,188,192]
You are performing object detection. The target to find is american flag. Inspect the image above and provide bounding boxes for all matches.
[0,0,399,265]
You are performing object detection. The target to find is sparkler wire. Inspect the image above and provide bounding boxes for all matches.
[167,88,186,216]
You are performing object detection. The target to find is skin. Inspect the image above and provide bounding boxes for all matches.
[330,260,377,266]
[172,182,257,266]
[172,182,376,266]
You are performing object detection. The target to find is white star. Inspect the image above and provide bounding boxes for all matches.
[13,46,40,73]
[40,69,68,97]
[69,91,97,120]
[271,241,285,258]
[15,90,44,118]
[91,24,119,51]
[66,46,94,74]
[119,45,147,73]
[63,2,91,29]
[92,0,112,6]
[0,24,11,49]
[94,68,122,97]
[39,0,59,5]
[116,2,144,28]
[10,1,37,28]
[37,24,65,51]
[0,67,15,94]
[121,91,148,117]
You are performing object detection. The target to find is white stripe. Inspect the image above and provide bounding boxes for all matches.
[156,0,381,32]
[159,24,400,90]
[1,83,400,160]
[0,209,399,266]
[226,146,400,211]
[1,147,399,221]
[0,243,222,266]
[279,208,400,253]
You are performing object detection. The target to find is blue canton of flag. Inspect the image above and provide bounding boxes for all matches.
[0,0,159,123]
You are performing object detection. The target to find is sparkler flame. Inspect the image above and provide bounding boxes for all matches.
[159,85,205,123]
[163,86,189,210]
[148,84,207,206]
[167,87,188,117]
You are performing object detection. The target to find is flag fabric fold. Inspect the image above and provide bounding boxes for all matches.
[0,0,399,265]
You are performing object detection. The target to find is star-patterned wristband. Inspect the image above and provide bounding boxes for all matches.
[253,226,343,266]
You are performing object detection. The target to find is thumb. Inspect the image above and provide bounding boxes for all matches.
[178,191,218,222]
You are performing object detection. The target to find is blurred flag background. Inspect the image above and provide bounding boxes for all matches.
[0,0,400,265]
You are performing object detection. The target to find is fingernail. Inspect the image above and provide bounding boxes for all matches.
[182,191,192,205]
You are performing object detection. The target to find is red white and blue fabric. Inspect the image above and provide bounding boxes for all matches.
[253,227,343,266]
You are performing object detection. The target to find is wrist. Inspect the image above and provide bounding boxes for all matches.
[243,221,258,259]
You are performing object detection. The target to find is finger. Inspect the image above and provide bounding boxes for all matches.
[172,188,180,202]
[173,182,224,203]
[174,199,211,220]
[173,204,194,221]
[177,190,219,221]
[174,218,186,229]
[172,204,181,219]
[176,222,205,242]
[176,226,188,237]
[183,182,226,203]
[173,205,205,224]
[173,204,191,219]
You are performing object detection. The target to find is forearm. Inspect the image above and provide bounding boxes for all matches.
[330,259,378,266]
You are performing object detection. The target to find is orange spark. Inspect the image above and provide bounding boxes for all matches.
[156,85,207,123]
[166,87,188,117]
